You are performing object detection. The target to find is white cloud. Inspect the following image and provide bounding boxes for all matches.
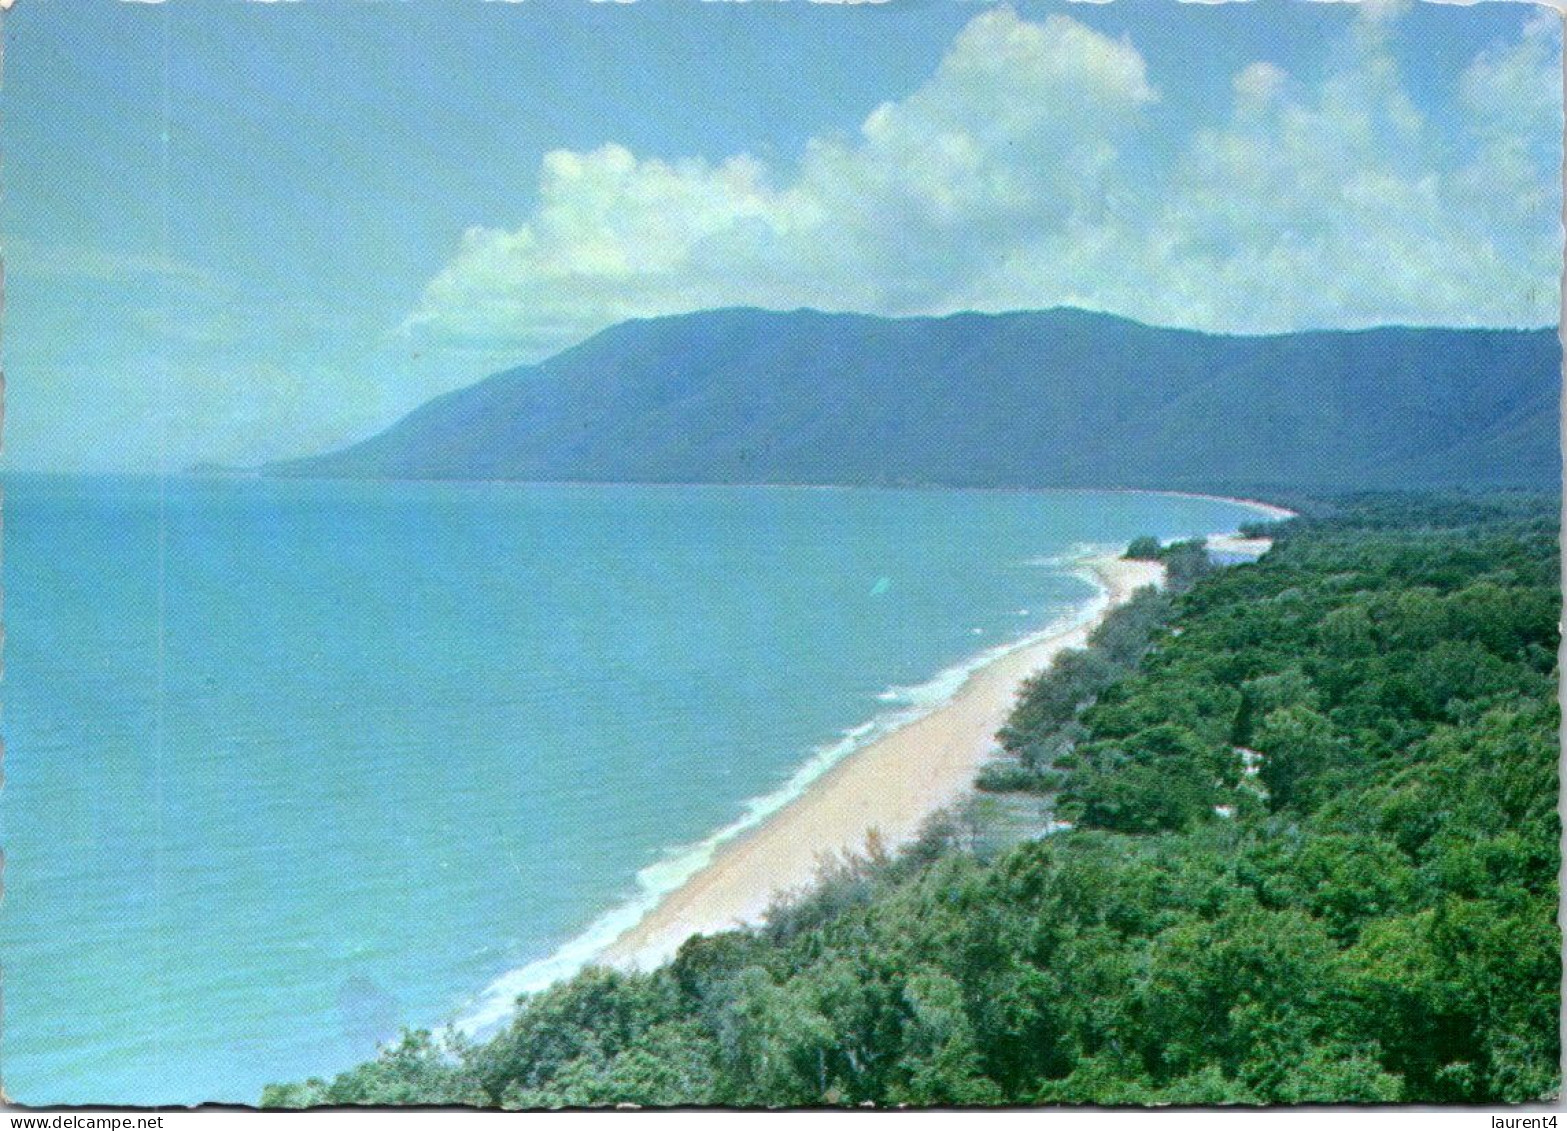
[1232,61,1288,103]
[7,240,219,289]
[404,7,1561,359]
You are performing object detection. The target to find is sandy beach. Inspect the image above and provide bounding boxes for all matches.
[600,551,1166,974]
[1207,532,1277,557]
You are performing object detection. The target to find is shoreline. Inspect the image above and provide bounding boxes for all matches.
[1131,488,1298,524]
[183,469,1305,523]
[596,551,1165,975]
[455,496,1290,1030]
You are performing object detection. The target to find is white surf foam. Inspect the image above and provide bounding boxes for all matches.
[453,557,1115,1038]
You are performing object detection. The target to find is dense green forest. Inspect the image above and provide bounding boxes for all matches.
[264,493,1561,1108]
[267,308,1560,491]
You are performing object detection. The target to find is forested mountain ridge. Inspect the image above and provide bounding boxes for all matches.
[269,309,1560,490]
[265,493,1562,1108]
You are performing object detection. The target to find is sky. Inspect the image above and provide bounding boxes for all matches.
[3,0,1561,473]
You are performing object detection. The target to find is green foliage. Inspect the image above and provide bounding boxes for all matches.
[974,761,1060,794]
[995,584,1175,790]
[1000,649,1122,761]
[1124,535,1164,561]
[1253,706,1347,813]
[1159,538,1215,589]
[1087,586,1175,664]
[264,493,1560,1108]
[260,1030,483,1108]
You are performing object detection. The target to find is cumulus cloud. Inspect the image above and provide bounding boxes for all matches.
[404,7,1561,359]
[998,11,1562,332]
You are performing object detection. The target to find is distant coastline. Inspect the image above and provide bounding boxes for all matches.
[1135,489,1298,523]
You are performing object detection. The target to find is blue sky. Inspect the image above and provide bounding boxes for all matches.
[4,0,1561,472]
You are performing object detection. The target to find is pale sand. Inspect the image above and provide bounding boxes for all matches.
[600,552,1166,974]
[1142,490,1299,524]
[1207,533,1275,557]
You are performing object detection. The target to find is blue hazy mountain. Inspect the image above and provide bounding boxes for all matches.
[269,308,1560,490]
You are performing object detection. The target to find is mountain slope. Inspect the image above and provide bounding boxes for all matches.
[269,308,1561,490]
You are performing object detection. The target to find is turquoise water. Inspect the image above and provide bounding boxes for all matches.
[0,477,1268,1105]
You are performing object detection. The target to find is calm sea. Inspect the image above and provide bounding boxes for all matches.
[0,477,1268,1104]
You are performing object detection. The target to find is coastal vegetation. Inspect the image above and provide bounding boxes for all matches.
[973,539,1203,797]
[264,493,1560,1108]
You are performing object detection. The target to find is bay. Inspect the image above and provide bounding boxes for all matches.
[0,477,1267,1104]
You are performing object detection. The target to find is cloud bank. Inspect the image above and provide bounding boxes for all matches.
[404,7,1562,360]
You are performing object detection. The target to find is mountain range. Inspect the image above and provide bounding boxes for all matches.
[268,307,1561,491]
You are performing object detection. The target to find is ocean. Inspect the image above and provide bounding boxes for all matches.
[0,477,1270,1105]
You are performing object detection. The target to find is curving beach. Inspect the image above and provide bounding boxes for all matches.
[600,551,1167,974]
